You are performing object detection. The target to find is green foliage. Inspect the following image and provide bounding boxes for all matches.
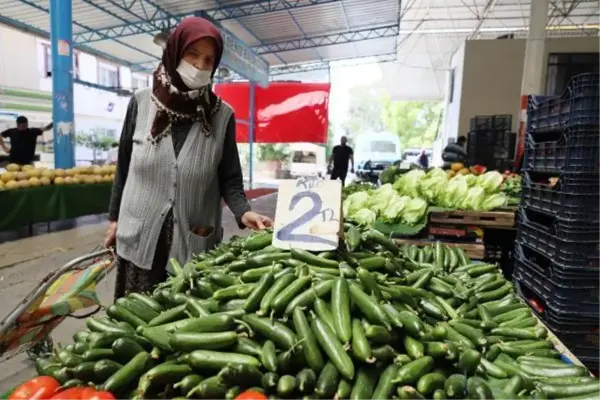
[257,143,289,162]
[75,132,114,151]
[380,97,443,149]
[341,85,443,149]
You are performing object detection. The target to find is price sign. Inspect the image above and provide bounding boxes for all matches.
[272,178,342,251]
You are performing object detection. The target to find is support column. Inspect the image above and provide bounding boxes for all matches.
[520,0,549,95]
[248,82,255,190]
[50,0,75,169]
[516,0,549,169]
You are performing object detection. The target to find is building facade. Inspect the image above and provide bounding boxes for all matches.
[0,23,151,165]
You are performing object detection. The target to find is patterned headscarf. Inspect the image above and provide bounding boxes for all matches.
[150,17,224,143]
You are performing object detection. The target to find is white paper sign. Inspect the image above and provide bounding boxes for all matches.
[272,178,342,251]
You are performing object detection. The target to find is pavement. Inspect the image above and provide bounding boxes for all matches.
[0,193,278,392]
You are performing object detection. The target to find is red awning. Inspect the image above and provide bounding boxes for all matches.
[214,82,330,144]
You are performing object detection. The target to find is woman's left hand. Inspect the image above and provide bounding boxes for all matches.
[241,211,273,230]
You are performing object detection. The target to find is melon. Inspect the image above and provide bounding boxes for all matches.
[22,165,34,171]
[29,177,41,187]
[25,169,41,178]
[15,172,28,181]
[65,169,75,177]
[40,177,51,186]
[1,172,15,183]
[64,177,74,184]
[5,180,18,190]
[54,177,65,185]
[41,170,55,180]
[54,169,66,178]
[5,163,20,172]
[17,180,31,188]
[72,176,82,185]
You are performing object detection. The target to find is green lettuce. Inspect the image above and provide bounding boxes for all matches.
[368,184,397,214]
[462,186,486,210]
[343,191,370,217]
[352,208,377,226]
[476,171,504,194]
[393,169,425,198]
[380,195,411,224]
[402,197,428,225]
[481,193,508,211]
[441,176,469,208]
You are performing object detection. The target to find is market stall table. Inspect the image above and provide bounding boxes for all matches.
[0,184,112,232]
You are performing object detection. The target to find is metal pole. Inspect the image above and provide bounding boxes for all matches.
[248,82,255,190]
[50,0,75,169]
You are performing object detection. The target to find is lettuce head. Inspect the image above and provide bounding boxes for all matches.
[352,208,377,226]
[462,186,486,210]
[343,191,369,217]
[481,193,508,211]
[476,171,504,194]
[393,169,425,197]
[401,197,428,226]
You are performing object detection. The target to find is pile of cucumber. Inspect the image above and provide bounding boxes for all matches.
[35,227,599,399]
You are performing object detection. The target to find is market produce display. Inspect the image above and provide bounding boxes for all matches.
[344,168,510,228]
[14,228,599,400]
[0,164,115,190]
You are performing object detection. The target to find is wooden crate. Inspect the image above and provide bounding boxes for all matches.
[394,238,485,259]
[429,210,515,228]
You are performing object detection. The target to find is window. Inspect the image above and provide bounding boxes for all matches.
[42,44,79,78]
[370,141,397,153]
[131,74,149,90]
[546,53,599,96]
[98,61,120,88]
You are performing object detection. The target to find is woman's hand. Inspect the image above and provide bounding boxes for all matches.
[241,211,273,230]
[104,221,118,248]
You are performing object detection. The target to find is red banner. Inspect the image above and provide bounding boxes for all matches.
[214,82,330,143]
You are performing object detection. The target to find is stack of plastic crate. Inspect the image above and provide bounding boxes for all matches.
[467,115,517,170]
[514,73,599,370]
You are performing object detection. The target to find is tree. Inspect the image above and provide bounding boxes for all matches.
[380,98,443,149]
[341,85,385,138]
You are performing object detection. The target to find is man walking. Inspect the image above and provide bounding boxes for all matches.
[328,136,354,186]
[0,116,53,165]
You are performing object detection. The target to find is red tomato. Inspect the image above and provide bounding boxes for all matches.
[9,376,61,400]
[80,388,117,400]
[50,388,86,400]
[235,390,268,400]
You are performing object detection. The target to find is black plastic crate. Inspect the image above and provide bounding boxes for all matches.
[517,239,599,279]
[514,246,599,314]
[523,126,599,174]
[469,114,512,131]
[521,171,599,222]
[527,73,599,131]
[515,279,599,371]
[517,208,599,269]
[520,206,599,242]
[467,130,516,167]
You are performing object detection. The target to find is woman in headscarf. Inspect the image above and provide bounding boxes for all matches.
[105,17,272,299]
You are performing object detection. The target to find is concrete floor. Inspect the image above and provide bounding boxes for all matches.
[0,193,278,392]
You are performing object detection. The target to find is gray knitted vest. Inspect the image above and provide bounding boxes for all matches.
[116,88,232,270]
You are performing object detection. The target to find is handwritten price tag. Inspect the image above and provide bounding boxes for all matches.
[272,178,342,251]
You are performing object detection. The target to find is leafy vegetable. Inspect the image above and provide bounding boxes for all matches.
[368,184,397,214]
[393,169,425,198]
[352,208,377,226]
[462,186,486,210]
[402,197,428,225]
[477,171,504,193]
[343,192,370,217]
[481,193,508,211]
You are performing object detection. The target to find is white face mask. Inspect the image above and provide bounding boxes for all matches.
[176,59,212,89]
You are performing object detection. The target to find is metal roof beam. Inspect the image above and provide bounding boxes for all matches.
[269,52,397,75]
[0,14,139,70]
[73,0,341,44]
[253,25,400,54]
[15,0,160,63]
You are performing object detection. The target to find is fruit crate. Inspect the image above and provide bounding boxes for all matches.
[515,280,599,371]
[527,73,599,132]
[469,114,512,131]
[514,243,599,314]
[517,207,599,269]
[521,171,599,222]
[523,126,599,174]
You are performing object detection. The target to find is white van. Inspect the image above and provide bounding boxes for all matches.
[354,132,402,181]
[288,143,326,179]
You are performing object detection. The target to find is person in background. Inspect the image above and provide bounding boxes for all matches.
[106,142,119,165]
[442,136,467,169]
[328,136,354,186]
[418,149,429,169]
[0,116,53,165]
[104,16,273,300]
